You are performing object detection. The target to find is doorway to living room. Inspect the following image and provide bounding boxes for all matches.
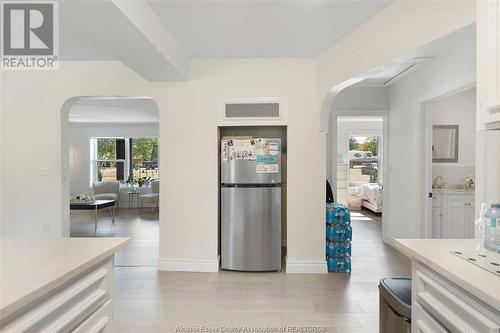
[63,97,160,267]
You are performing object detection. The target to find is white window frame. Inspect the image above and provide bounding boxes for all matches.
[90,137,159,186]
[90,137,129,186]
[347,133,382,186]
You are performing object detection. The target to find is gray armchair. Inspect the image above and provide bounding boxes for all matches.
[93,181,120,207]
[140,180,159,213]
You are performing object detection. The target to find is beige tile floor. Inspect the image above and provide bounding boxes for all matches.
[70,208,410,333]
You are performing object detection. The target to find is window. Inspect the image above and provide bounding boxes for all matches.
[348,136,380,185]
[90,137,159,185]
[130,137,159,180]
[92,138,126,182]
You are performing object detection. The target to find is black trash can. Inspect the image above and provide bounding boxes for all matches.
[379,277,411,333]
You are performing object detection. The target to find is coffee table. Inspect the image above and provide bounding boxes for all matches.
[70,200,116,230]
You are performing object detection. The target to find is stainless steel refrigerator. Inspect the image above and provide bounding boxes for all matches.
[220,138,281,271]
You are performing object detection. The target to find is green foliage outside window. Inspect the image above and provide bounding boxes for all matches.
[358,137,379,157]
[349,137,359,151]
[132,138,158,164]
[95,137,159,184]
[97,138,116,160]
[131,137,159,181]
[349,136,379,157]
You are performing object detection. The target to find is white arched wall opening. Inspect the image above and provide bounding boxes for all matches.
[316,2,475,249]
[316,0,476,207]
[60,96,160,237]
[322,80,392,245]
[322,79,363,185]
[0,61,156,238]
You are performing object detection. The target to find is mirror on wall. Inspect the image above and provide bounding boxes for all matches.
[432,125,459,162]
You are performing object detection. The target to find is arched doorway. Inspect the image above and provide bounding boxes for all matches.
[61,96,160,266]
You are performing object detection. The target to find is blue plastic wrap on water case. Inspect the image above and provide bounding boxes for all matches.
[326,203,351,225]
[326,203,352,272]
[326,225,352,242]
[327,256,351,273]
[326,241,352,257]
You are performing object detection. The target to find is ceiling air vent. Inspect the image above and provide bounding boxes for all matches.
[225,102,280,118]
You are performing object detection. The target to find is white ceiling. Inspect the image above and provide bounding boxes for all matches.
[147,1,390,58]
[69,98,159,123]
[59,1,190,80]
[353,23,475,87]
[59,1,390,68]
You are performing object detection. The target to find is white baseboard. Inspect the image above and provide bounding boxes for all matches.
[382,234,410,258]
[157,257,219,273]
[382,234,397,248]
[286,258,327,274]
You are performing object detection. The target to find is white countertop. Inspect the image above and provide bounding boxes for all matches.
[0,237,129,320]
[432,188,475,195]
[394,239,500,311]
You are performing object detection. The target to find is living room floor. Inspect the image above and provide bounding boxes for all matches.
[70,208,159,266]
[70,208,410,332]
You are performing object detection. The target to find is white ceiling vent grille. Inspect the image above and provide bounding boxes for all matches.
[225,102,280,118]
[218,97,287,125]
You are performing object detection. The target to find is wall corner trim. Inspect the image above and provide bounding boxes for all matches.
[285,259,328,274]
[157,257,220,273]
[382,234,402,254]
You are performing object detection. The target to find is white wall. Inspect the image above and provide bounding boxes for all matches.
[332,87,389,111]
[318,1,476,129]
[0,1,477,272]
[476,1,500,212]
[69,122,159,205]
[431,88,476,186]
[154,59,323,273]
[1,59,324,272]
[388,27,475,240]
[0,70,3,236]
[1,61,153,237]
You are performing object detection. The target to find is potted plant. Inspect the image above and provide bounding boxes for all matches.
[123,176,138,191]
[137,176,152,187]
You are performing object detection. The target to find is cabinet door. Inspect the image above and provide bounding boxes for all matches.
[432,206,442,238]
[414,263,500,332]
[464,201,476,238]
[414,303,448,333]
[443,197,466,239]
[487,0,500,125]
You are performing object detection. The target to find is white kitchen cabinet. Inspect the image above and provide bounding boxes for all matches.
[395,240,500,333]
[443,197,469,239]
[413,262,500,333]
[432,197,443,238]
[0,259,115,333]
[0,238,127,333]
[413,303,448,333]
[465,200,476,237]
[432,192,474,239]
[479,0,500,129]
